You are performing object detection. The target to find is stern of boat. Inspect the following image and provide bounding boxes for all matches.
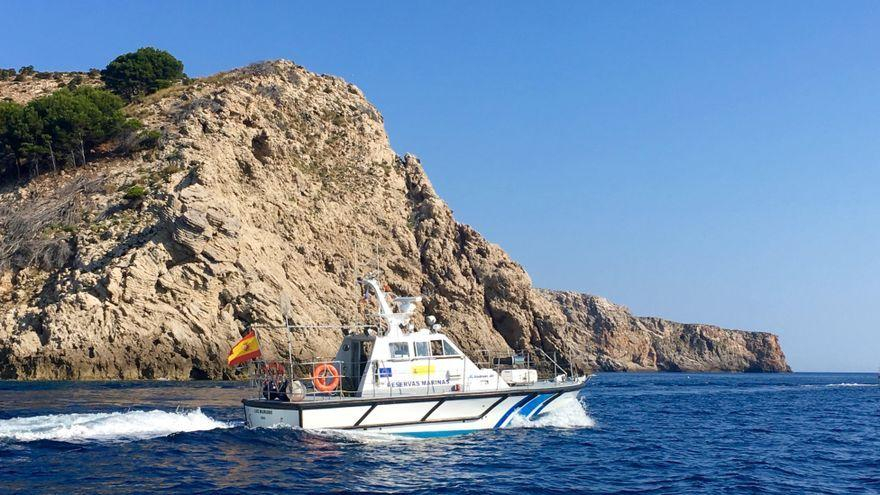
[244,402,301,429]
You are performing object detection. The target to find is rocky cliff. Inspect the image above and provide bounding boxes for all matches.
[0,61,789,379]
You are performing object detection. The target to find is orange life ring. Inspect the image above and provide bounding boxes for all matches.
[312,363,340,392]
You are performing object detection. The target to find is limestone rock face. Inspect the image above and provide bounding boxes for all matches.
[0,61,789,378]
[541,291,789,372]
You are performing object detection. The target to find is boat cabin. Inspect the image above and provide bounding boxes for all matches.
[331,277,508,397]
[332,329,508,397]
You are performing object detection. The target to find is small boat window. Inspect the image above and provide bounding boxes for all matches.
[430,340,443,357]
[429,339,461,357]
[442,340,460,356]
[389,342,410,359]
[414,341,430,357]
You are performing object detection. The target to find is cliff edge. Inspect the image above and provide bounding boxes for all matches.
[0,61,789,378]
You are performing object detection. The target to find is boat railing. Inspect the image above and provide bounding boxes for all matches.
[474,345,575,382]
[247,345,579,403]
[249,359,359,401]
[250,355,475,401]
[534,346,575,378]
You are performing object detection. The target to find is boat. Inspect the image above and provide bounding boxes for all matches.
[241,275,589,437]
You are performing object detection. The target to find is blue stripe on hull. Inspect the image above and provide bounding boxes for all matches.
[493,395,536,428]
[518,393,554,419]
[399,393,555,436]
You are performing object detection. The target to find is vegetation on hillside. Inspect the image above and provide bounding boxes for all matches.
[101,47,185,101]
[123,184,147,200]
[0,86,136,181]
[0,48,185,185]
[0,67,101,82]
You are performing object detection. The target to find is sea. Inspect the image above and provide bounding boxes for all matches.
[0,373,877,494]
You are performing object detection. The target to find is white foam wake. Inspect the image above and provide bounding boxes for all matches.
[307,427,421,444]
[0,408,230,443]
[508,395,596,429]
[826,382,877,387]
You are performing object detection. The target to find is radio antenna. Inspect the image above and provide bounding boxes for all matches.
[374,239,380,276]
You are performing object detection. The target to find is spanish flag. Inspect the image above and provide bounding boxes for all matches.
[227,330,261,367]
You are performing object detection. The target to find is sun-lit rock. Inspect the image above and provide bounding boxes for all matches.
[0,60,789,379]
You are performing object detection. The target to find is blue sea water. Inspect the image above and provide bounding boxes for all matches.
[0,373,877,494]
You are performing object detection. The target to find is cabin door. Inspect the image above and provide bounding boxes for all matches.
[351,341,373,390]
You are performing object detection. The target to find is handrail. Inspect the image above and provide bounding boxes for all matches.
[249,323,378,331]
[473,345,575,381]
[248,341,582,403]
[533,346,569,378]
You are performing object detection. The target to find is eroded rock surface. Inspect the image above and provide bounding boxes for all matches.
[0,61,789,378]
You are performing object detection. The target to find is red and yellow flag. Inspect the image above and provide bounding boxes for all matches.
[227,330,261,367]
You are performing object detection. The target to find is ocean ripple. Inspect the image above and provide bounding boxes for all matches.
[0,373,877,494]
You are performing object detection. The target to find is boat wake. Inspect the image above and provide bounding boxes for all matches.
[306,427,422,444]
[801,382,879,389]
[825,382,877,387]
[508,395,596,429]
[0,408,230,444]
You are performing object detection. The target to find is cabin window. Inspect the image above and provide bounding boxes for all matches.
[414,341,430,357]
[430,340,444,357]
[427,339,460,357]
[389,342,409,359]
[442,340,460,356]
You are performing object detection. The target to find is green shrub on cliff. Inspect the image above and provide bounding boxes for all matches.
[0,101,29,178]
[101,47,185,100]
[0,86,130,182]
[66,74,84,89]
[123,184,147,200]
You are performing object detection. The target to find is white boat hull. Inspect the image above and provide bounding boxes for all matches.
[243,383,584,437]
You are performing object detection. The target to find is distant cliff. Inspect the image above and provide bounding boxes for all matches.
[0,61,789,379]
[542,291,789,372]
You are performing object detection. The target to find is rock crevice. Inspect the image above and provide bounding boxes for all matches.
[0,60,789,379]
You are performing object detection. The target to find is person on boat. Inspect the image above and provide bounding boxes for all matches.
[275,378,290,401]
[261,378,279,400]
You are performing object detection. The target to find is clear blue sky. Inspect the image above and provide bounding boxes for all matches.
[3,1,879,371]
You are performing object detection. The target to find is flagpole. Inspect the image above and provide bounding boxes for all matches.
[251,325,259,374]
[285,315,293,375]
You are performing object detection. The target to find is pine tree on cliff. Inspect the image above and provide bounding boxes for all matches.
[0,87,128,180]
[101,47,185,101]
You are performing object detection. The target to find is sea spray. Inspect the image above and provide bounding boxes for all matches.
[0,408,230,443]
[309,427,425,444]
[507,395,596,429]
